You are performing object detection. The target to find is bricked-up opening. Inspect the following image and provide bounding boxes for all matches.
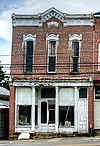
[25,41,33,72]
[79,88,87,98]
[59,106,74,126]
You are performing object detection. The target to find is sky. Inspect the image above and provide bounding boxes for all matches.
[0,0,100,74]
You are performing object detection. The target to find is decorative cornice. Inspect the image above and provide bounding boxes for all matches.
[12,78,93,87]
[11,8,94,27]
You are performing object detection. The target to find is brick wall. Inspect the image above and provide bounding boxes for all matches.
[9,86,15,135]
[11,17,94,80]
[88,86,94,130]
[94,17,100,80]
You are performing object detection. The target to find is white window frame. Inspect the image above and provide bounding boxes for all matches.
[98,43,100,70]
[23,34,36,73]
[46,34,59,73]
[69,34,82,73]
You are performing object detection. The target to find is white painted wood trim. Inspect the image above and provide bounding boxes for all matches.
[55,86,59,132]
[74,87,78,132]
[31,86,35,132]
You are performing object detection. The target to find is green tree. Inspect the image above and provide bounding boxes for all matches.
[0,66,9,90]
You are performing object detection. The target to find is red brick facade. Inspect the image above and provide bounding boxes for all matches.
[9,86,15,134]
[10,8,100,136]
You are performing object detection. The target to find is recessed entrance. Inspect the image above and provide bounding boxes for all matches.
[40,88,55,132]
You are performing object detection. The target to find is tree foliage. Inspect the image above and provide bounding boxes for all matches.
[0,66,9,90]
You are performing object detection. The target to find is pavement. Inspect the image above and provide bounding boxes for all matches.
[0,136,100,146]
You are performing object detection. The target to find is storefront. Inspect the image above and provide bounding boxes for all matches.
[14,80,91,134]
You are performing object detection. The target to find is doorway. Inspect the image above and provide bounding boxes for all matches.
[40,100,55,132]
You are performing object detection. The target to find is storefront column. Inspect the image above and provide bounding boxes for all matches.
[32,86,35,131]
[74,86,78,132]
[55,86,59,132]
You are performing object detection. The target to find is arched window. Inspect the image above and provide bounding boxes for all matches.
[23,34,36,73]
[46,34,59,73]
[69,34,82,73]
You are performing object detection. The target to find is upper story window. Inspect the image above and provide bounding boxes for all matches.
[69,34,82,73]
[98,43,100,70]
[23,34,36,73]
[46,34,59,73]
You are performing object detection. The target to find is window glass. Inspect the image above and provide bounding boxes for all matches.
[72,57,78,72]
[41,102,47,123]
[59,106,74,126]
[17,106,31,125]
[49,100,55,124]
[71,40,79,73]
[41,88,55,98]
[72,41,79,56]
[95,86,100,99]
[49,41,56,56]
[79,88,87,98]
[25,41,33,72]
[35,105,38,125]
[48,40,56,73]
[49,56,56,72]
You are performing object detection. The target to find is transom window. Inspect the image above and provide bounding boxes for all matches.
[79,88,87,98]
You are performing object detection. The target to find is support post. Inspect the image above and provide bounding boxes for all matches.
[55,86,59,133]
[32,86,35,132]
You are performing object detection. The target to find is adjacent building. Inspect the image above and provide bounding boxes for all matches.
[9,7,100,137]
[0,87,9,139]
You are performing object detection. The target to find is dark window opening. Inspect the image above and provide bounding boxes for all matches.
[49,102,55,124]
[25,41,33,72]
[71,40,79,73]
[41,102,47,123]
[18,105,31,125]
[79,88,87,98]
[41,88,55,98]
[95,86,100,99]
[35,105,38,125]
[72,57,79,72]
[59,106,74,126]
[48,56,56,72]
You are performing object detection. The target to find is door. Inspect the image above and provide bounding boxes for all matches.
[78,100,88,133]
[41,100,55,132]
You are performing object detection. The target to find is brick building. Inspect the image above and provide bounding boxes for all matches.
[10,7,100,137]
[93,12,100,133]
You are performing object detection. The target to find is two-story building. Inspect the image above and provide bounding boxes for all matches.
[10,7,95,138]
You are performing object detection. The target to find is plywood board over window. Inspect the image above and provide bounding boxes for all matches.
[17,87,32,105]
[59,88,74,105]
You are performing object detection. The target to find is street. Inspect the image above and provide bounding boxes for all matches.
[0,136,100,146]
